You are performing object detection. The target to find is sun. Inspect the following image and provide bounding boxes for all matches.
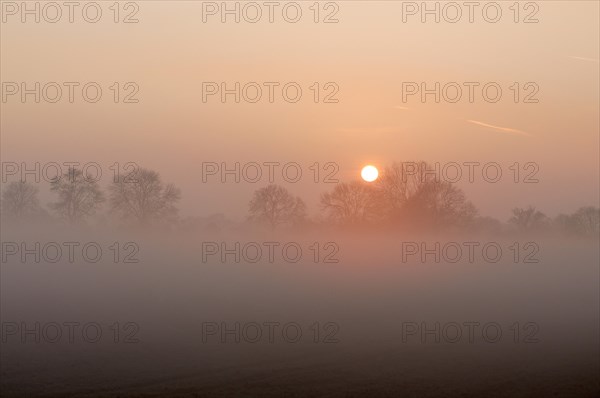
[361,165,379,182]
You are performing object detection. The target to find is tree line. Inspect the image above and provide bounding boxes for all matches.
[2,163,598,236]
[1,167,180,227]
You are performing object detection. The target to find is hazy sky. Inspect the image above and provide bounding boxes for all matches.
[2,1,598,219]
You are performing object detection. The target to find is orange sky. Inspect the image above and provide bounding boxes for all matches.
[1,1,598,219]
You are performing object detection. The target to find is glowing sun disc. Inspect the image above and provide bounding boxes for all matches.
[361,165,379,182]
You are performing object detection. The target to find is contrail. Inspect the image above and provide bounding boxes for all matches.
[567,55,599,63]
[466,120,531,137]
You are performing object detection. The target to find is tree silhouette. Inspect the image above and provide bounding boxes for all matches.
[320,162,476,228]
[571,207,600,235]
[375,161,433,215]
[370,161,476,227]
[555,206,599,236]
[509,206,549,231]
[248,184,306,228]
[50,168,105,223]
[108,168,181,226]
[402,180,477,228]
[320,181,380,225]
[1,181,40,219]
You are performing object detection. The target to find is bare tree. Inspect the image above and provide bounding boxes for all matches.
[509,206,549,231]
[572,207,600,235]
[403,180,477,227]
[375,161,434,215]
[50,168,105,223]
[248,184,306,228]
[1,181,40,219]
[320,181,380,225]
[555,207,599,236]
[108,168,181,226]
[372,162,476,228]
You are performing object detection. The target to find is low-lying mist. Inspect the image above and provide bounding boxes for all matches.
[1,221,598,397]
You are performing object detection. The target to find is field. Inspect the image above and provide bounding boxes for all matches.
[1,227,598,397]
